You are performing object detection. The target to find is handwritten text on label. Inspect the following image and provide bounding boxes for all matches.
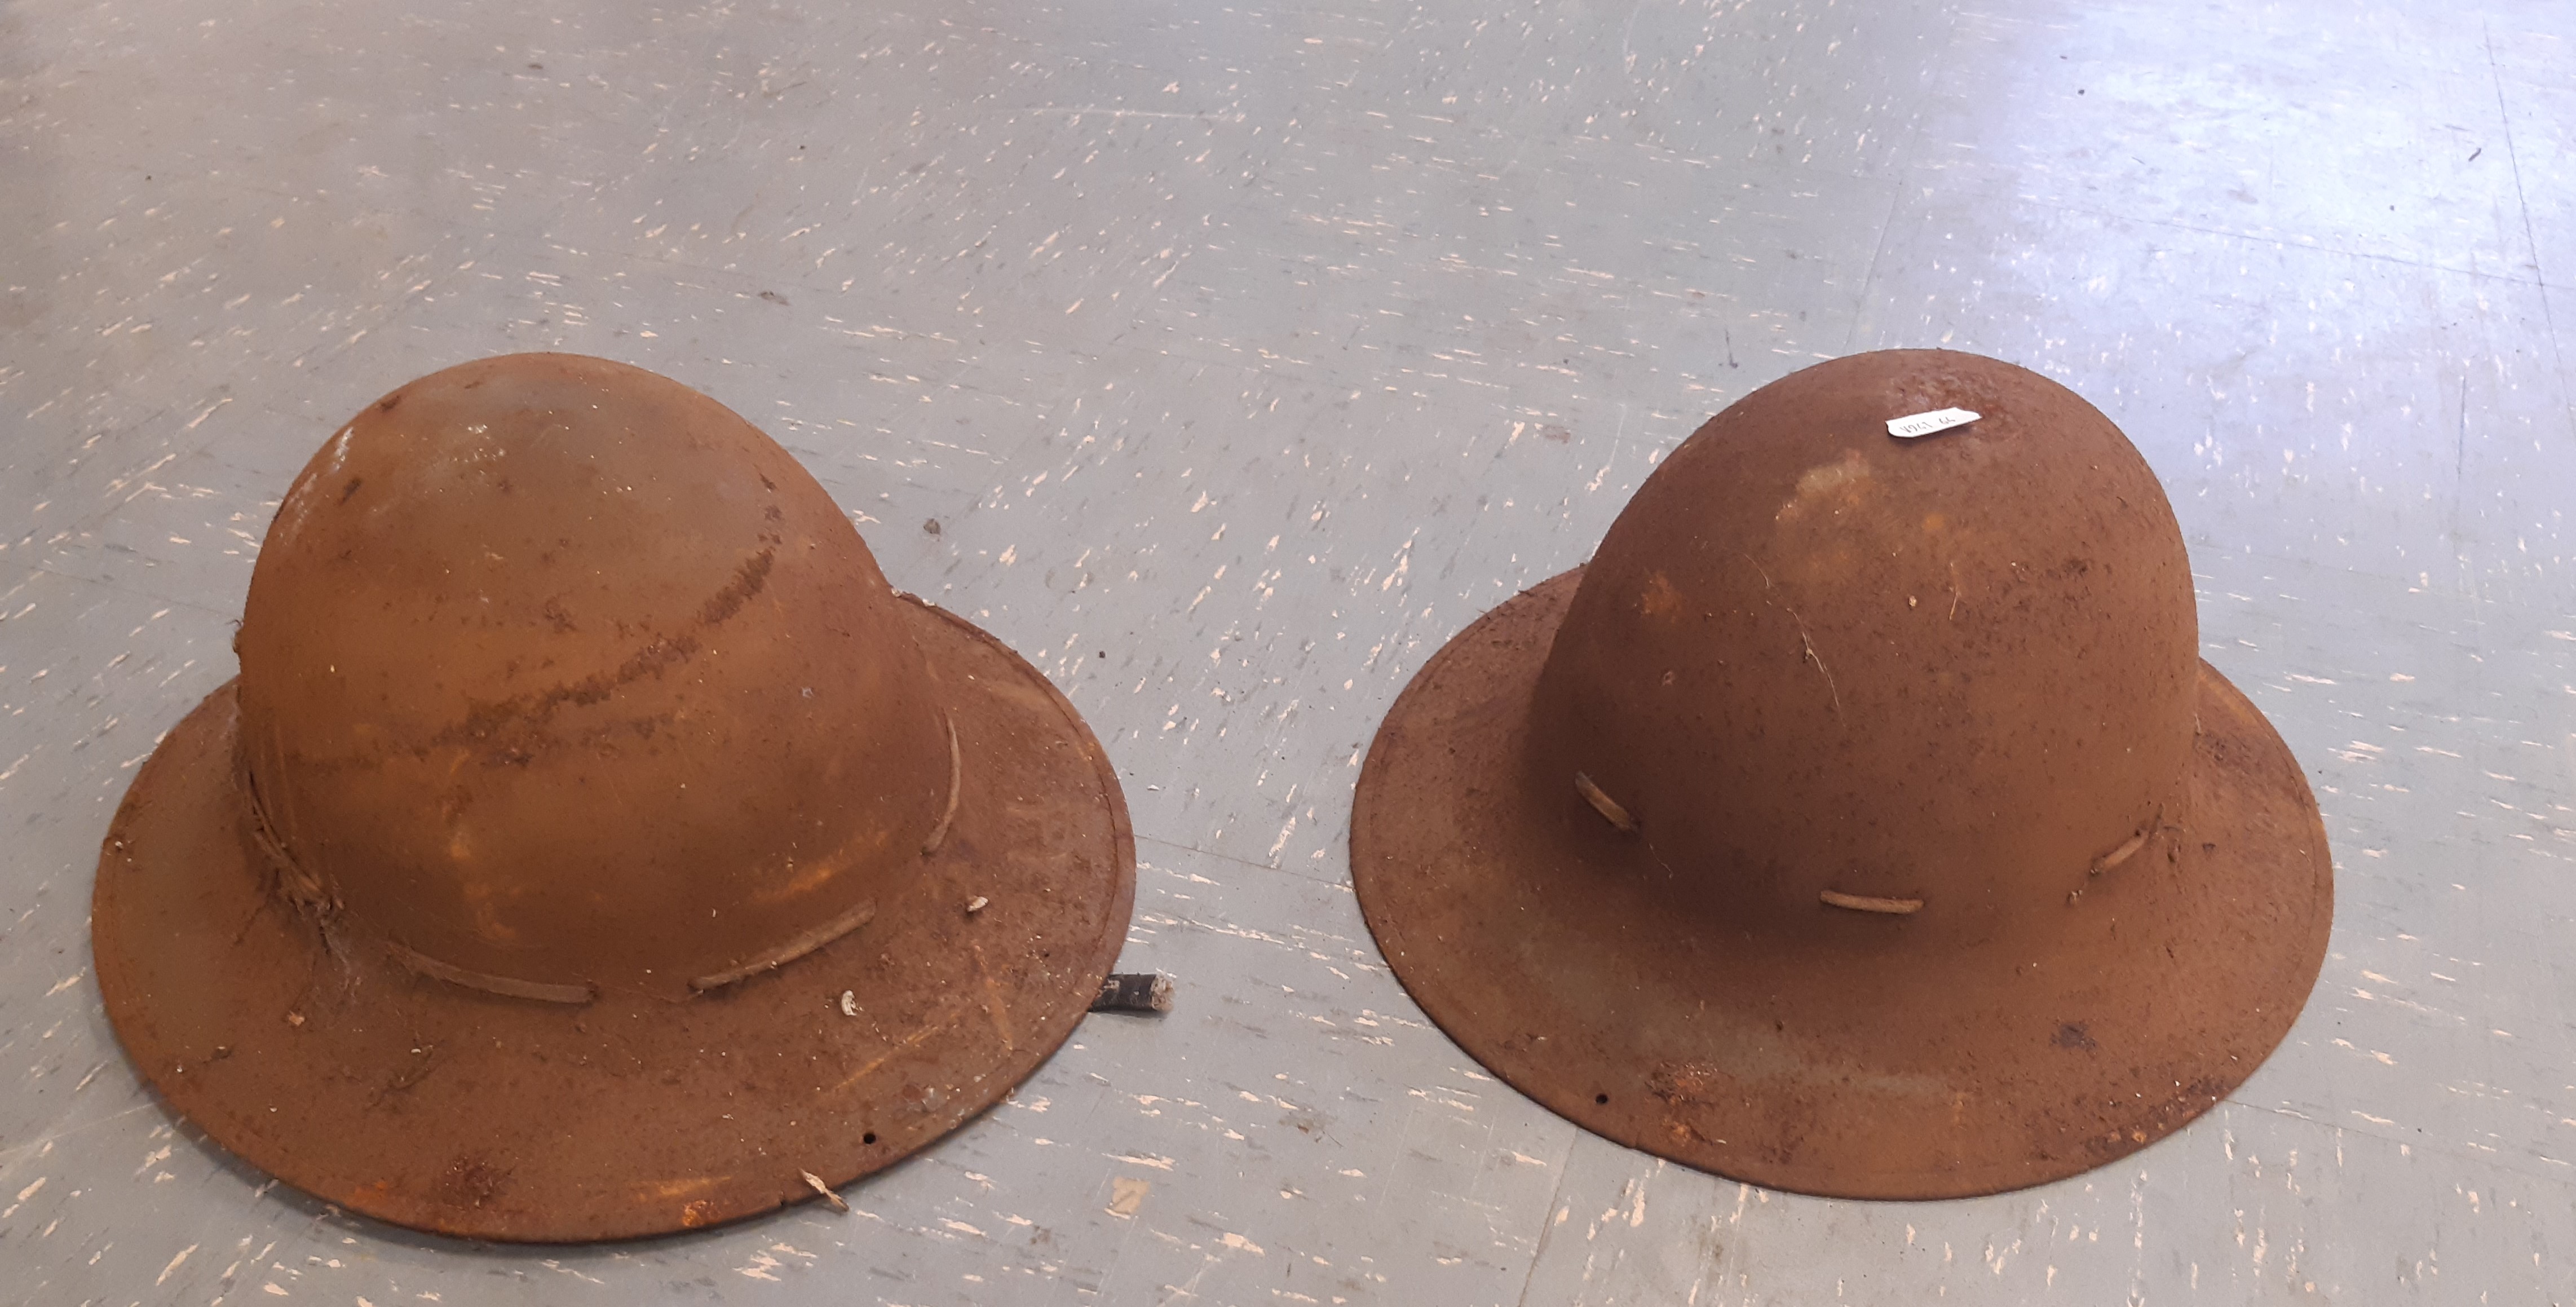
[1886,408,1982,439]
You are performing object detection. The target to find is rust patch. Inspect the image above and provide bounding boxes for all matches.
[1649,1059,1734,1105]
[1638,571,1686,619]
[1775,449,1871,522]
[432,545,775,759]
[438,1155,510,1208]
[693,546,776,628]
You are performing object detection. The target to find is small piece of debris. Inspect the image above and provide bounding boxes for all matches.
[838,990,859,1017]
[285,1011,305,1027]
[1573,771,1637,833]
[1090,973,1176,1014]
[801,1170,849,1212]
[1819,889,1924,915]
[922,518,942,536]
[758,289,790,305]
[965,895,989,915]
[2090,825,2151,875]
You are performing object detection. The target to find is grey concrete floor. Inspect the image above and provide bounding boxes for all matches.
[3,0,2573,1301]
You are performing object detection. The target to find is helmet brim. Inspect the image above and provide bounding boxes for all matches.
[1350,568,2331,1199]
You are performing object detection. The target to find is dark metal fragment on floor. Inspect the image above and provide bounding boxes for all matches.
[1090,972,1175,1014]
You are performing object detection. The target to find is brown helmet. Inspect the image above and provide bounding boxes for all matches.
[92,354,1134,1240]
[1351,350,2330,1199]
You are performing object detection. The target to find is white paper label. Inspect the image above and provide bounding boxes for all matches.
[1885,407,1981,439]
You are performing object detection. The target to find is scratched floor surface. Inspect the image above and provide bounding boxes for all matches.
[5,0,2574,1301]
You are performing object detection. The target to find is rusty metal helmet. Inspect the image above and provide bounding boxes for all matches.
[1352,349,2330,1199]
[92,354,1134,1240]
